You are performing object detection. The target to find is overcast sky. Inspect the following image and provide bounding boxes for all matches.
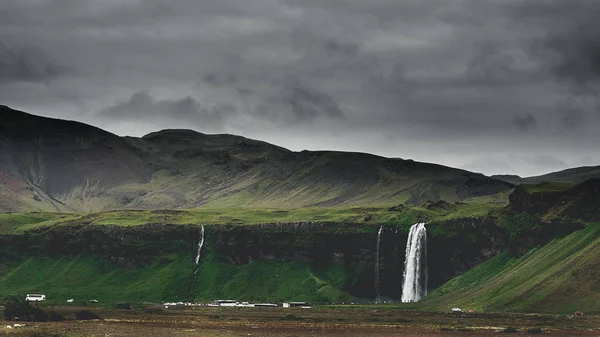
[1,0,599,177]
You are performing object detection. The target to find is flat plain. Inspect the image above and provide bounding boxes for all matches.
[2,306,599,336]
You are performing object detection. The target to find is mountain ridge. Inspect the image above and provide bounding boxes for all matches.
[0,105,593,212]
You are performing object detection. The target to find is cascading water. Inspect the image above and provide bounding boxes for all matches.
[194,225,205,264]
[375,225,384,302]
[401,223,428,303]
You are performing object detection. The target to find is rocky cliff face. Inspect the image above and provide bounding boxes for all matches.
[427,217,508,288]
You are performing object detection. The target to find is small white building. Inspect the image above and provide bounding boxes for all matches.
[25,294,45,302]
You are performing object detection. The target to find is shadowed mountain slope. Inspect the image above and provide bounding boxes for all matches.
[0,105,150,211]
[0,106,514,211]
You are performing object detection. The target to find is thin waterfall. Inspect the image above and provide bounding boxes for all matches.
[375,225,384,302]
[401,223,428,303]
[194,225,205,274]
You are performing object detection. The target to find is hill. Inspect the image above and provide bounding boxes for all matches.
[523,166,600,184]
[0,105,514,212]
[420,223,600,314]
[492,166,600,188]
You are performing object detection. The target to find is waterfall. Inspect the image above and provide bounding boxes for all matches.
[401,223,428,303]
[375,225,383,302]
[194,225,205,264]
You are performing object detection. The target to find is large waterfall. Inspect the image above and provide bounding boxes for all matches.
[375,225,383,302]
[401,223,428,303]
[194,225,205,265]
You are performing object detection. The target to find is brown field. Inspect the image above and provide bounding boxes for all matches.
[1,306,599,336]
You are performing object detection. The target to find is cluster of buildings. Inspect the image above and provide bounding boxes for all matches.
[162,300,311,308]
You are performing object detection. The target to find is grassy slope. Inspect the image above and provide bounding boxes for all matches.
[0,212,74,234]
[0,195,508,234]
[0,253,355,304]
[73,152,506,211]
[420,224,600,314]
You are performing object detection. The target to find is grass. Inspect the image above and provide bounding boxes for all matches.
[419,223,600,314]
[0,253,354,305]
[0,198,504,234]
[0,213,74,234]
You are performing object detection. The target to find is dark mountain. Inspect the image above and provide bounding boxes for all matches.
[0,105,514,212]
[0,105,150,211]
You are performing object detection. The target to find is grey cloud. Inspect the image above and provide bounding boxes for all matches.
[290,31,360,58]
[528,155,566,169]
[513,113,537,131]
[251,78,345,125]
[100,91,235,126]
[278,78,344,121]
[467,44,519,81]
[324,40,360,57]
[202,73,238,86]
[557,98,586,129]
[559,110,584,129]
[511,0,600,90]
[540,16,600,88]
[0,42,67,83]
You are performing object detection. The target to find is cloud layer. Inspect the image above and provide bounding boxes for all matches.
[1,0,599,176]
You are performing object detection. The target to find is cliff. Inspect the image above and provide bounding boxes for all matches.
[0,218,523,303]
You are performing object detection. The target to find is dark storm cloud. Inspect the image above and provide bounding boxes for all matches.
[100,91,236,126]
[276,78,345,122]
[1,0,600,176]
[0,42,67,83]
[523,2,600,87]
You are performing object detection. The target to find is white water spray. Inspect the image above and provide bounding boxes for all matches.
[195,225,205,264]
[401,223,427,303]
[375,225,383,302]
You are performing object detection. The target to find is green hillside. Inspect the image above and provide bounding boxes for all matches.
[420,224,600,314]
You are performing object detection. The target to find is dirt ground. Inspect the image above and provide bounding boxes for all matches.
[1,306,599,336]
